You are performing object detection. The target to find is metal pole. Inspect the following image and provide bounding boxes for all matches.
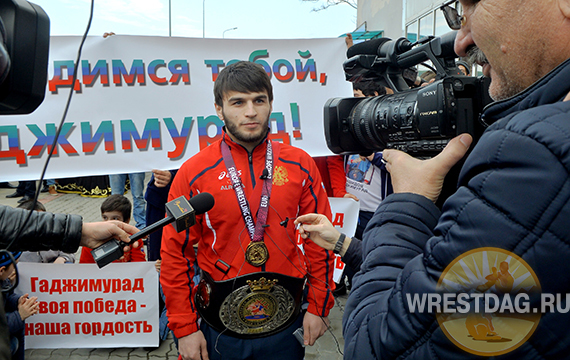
[223,27,237,38]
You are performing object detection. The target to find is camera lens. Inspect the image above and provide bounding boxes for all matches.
[347,90,420,152]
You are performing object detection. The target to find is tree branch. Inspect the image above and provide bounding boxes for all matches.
[302,0,357,12]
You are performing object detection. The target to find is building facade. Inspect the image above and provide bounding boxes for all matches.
[356,0,459,42]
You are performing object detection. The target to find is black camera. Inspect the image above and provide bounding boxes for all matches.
[324,31,492,157]
[0,0,50,115]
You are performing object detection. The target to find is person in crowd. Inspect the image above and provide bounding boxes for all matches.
[0,203,139,359]
[109,173,147,229]
[300,1,570,358]
[0,182,16,189]
[40,179,58,196]
[79,194,145,263]
[1,251,38,360]
[310,33,360,202]
[335,80,393,294]
[420,69,437,85]
[5,181,36,204]
[150,258,179,350]
[160,61,334,360]
[456,59,471,76]
[144,169,177,262]
[144,169,180,350]
[312,155,346,199]
[352,79,387,97]
[17,200,75,264]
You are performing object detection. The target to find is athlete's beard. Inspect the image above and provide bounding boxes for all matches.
[223,111,270,146]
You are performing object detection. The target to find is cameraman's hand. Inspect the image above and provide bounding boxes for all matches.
[383,134,472,202]
[178,331,209,360]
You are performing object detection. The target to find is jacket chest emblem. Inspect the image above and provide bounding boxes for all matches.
[272,166,289,186]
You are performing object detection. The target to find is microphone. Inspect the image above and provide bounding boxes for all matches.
[259,168,269,180]
[346,37,391,58]
[92,192,215,268]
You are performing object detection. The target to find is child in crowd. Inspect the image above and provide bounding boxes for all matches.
[17,200,76,264]
[79,194,146,263]
[1,251,39,360]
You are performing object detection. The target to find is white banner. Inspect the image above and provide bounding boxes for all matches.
[328,197,359,282]
[0,36,351,182]
[16,262,159,349]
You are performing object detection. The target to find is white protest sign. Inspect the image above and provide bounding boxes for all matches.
[16,262,159,349]
[295,197,359,283]
[0,36,351,182]
[328,197,359,283]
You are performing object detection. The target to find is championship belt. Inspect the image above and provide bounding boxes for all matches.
[195,271,305,339]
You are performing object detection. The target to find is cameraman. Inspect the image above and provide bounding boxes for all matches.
[300,1,570,358]
[0,204,138,359]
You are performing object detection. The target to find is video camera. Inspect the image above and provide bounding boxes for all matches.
[0,0,50,115]
[324,31,492,158]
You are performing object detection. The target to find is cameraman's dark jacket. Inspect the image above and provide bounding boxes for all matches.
[0,205,82,360]
[343,58,570,359]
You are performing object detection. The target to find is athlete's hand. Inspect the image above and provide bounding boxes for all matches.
[178,331,209,360]
[303,312,329,346]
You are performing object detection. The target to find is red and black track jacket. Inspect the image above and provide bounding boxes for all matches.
[160,131,335,339]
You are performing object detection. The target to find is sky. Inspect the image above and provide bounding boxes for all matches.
[31,0,358,39]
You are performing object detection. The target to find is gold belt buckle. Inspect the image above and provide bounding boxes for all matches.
[219,277,295,336]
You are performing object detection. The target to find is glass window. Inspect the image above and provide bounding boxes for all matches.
[435,8,449,36]
[406,21,418,43]
[419,12,434,40]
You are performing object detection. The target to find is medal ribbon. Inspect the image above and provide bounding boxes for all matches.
[221,138,274,243]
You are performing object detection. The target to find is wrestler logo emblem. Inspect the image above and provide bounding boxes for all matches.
[272,166,289,186]
[239,279,278,324]
[436,247,541,356]
[220,277,295,335]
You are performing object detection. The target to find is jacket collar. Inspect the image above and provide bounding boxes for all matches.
[482,57,570,123]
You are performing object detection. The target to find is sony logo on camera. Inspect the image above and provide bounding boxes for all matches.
[422,90,438,97]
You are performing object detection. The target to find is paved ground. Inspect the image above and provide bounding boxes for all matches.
[0,179,347,359]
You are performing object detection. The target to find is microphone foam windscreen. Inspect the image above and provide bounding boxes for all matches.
[346,38,392,58]
[189,192,215,214]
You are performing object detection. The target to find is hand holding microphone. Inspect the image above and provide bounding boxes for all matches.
[92,192,215,268]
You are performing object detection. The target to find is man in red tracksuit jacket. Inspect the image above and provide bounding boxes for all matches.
[160,61,334,360]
